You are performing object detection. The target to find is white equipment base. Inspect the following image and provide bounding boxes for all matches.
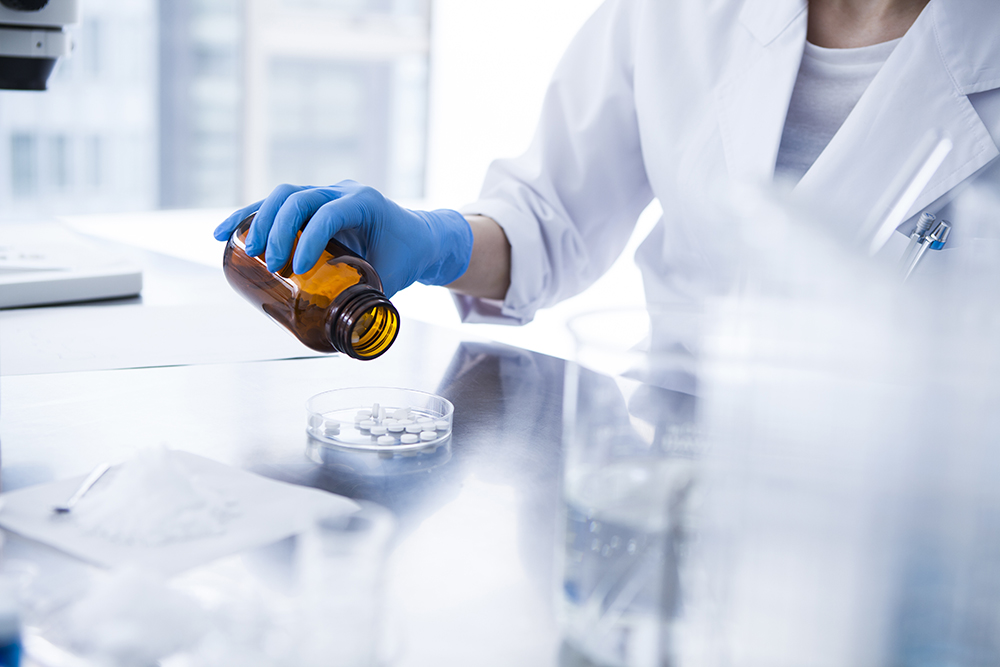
[0,220,142,309]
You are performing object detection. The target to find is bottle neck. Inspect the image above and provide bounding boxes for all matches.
[328,285,400,360]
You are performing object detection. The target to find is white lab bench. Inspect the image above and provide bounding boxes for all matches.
[0,213,572,665]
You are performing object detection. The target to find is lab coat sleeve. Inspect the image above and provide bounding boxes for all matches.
[455,0,654,325]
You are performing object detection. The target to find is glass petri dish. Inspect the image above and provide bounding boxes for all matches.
[305,387,454,475]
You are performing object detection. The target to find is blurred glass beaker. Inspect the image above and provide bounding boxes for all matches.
[560,307,703,667]
[296,502,395,667]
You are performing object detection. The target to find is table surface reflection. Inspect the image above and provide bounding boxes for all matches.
[0,243,569,666]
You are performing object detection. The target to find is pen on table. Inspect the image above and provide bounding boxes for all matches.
[53,462,111,514]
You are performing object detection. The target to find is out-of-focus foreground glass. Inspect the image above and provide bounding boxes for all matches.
[556,181,1000,666]
[675,184,1000,667]
[296,502,396,667]
[10,501,396,666]
[559,306,705,667]
[0,0,429,217]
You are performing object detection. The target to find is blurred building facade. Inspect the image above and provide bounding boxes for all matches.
[0,0,430,217]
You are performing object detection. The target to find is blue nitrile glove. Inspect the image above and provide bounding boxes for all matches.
[213,181,473,298]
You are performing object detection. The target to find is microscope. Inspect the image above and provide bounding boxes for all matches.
[0,0,80,90]
[0,0,143,308]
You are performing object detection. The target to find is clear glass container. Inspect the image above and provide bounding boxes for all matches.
[296,502,396,667]
[560,306,704,667]
[305,387,453,475]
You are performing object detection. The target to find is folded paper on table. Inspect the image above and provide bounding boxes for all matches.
[0,451,358,576]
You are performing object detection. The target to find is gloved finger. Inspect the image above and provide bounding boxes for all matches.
[265,187,349,272]
[293,192,374,275]
[214,200,263,241]
[245,184,309,257]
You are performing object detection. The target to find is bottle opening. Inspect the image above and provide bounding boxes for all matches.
[331,288,400,360]
[350,304,399,359]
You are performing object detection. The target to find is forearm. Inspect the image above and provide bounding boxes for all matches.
[447,215,511,300]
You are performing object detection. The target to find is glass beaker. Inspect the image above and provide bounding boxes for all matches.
[559,306,704,667]
[295,502,396,667]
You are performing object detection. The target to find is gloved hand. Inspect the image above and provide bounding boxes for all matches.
[213,181,474,298]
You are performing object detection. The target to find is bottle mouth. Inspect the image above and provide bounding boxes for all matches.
[330,286,400,360]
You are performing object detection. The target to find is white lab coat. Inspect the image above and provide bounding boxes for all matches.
[455,0,1000,325]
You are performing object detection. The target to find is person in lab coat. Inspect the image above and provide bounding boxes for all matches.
[215,0,1000,323]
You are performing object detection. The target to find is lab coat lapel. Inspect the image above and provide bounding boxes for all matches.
[794,0,1000,237]
[716,0,808,184]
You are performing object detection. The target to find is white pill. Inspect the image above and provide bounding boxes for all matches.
[397,419,414,426]
[405,424,423,434]
[377,435,395,446]
[355,409,372,421]
[371,425,387,436]
[435,420,450,431]
[417,417,433,424]
[387,423,405,433]
[383,418,398,426]
[420,423,435,432]
[323,423,341,436]
[393,407,411,421]
[420,431,437,442]
[401,434,419,444]
[371,402,380,418]
[359,420,375,431]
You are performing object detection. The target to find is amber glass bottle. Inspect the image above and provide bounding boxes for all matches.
[223,214,400,359]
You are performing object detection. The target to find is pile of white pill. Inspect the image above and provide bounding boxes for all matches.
[348,402,450,456]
